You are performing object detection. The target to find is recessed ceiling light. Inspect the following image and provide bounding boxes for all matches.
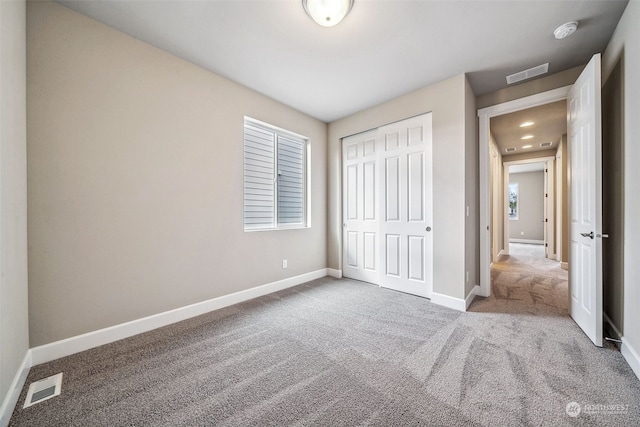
[521,135,534,140]
[522,145,533,149]
[554,21,579,40]
[520,121,534,127]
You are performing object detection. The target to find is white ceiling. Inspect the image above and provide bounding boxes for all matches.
[56,0,628,123]
[491,100,567,156]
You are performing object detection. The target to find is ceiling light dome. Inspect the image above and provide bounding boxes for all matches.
[303,0,354,27]
[554,21,579,39]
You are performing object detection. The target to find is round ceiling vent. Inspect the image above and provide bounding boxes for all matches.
[554,21,579,39]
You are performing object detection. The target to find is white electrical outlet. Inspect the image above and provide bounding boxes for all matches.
[521,231,525,236]
[282,259,287,269]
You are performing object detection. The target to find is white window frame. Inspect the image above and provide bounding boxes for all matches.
[243,117,310,231]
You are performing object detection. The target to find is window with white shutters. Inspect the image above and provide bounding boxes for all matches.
[243,118,308,231]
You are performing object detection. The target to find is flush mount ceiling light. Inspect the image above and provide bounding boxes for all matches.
[521,135,534,140]
[303,0,354,27]
[522,145,533,149]
[554,21,579,40]
[520,121,534,127]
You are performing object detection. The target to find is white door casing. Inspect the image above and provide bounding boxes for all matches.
[378,114,433,298]
[478,86,571,297]
[544,159,555,259]
[342,130,379,284]
[568,54,603,347]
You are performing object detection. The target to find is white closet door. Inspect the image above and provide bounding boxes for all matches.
[342,130,379,284]
[378,114,433,298]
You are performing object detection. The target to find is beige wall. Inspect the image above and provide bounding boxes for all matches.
[489,133,504,261]
[328,74,471,300]
[603,0,640,353]
[0,0,29,416]
[27,1,327,346]
[556,135,568,264]
[508,171,544,241]
[602,58,624,335]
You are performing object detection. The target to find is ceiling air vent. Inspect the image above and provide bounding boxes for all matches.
[506,63,549,85]
[23,373,63,408]
[505,147,517,153]
[540,142,553,148]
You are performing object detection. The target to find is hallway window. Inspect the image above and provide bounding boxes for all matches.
[509,182,519,220]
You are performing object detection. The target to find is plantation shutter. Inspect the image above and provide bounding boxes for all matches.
[244,124,276,229]
[277,136,305,225]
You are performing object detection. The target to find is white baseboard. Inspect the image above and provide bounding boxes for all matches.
[465,285,480,309]
[327,268,342,278]
[0,350,32,427]
[560,262,568,270]
[509,239,544,245]
[431,291,467,312]
[31,269,329,365]
[621,338,640,381]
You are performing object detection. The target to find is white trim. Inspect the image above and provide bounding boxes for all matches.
[478,86,571,298]
[31,269,329,365]
[503,157,555,257]
[509,239,544,245]
[621,338,640,381]
[327,268,342,278]
[561,262,569,270]
[0,351,32,427]
[430,291,467,312]
[466,285,480,308]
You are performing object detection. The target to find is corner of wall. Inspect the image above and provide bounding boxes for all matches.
[0,0,30,424]
[464,75,479,296]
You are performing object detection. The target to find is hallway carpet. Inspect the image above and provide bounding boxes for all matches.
[9,268,640,425]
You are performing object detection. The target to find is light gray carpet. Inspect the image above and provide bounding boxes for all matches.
[487,246,568,314]
[9,268,640,425]
[509,243,546,258]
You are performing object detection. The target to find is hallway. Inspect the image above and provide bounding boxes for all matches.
[475,243,568,314]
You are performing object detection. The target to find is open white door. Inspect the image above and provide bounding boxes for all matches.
[568,54,603,347]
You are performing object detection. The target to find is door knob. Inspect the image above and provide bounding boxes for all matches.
[580,231,594,239]
[426,226,431,232]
